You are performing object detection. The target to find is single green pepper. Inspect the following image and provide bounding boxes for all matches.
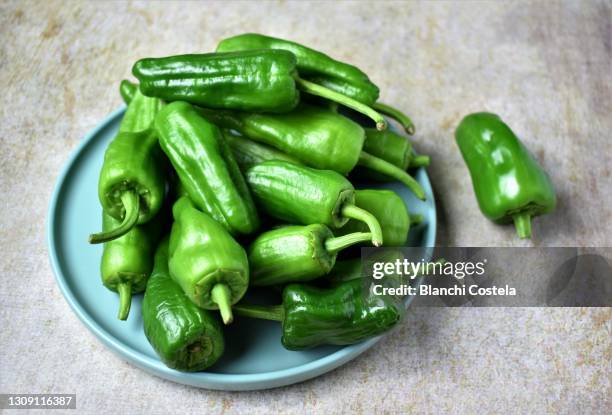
[89,91,166,244]
[455,112,556,238]
[246,160,383,246]
[222,129,301,172]
[100,212,161,320]
[336,189,424,246]
[155,101,259,235]
[248,224,374,286]
[169,196,249,324]
[133,49,386,129]
[119,79,138,105]
[142,238,224,371]
[234,279,403,349]
[199,104,425,199]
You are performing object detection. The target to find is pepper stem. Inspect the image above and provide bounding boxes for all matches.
[117,282,132,320]
[211,284,234,325]
[295,77,387,130]
[410,154,430,168]
[513,213,532,239]
[325,232,373,254]
[233,304,285,322]
[371,102,415,135]
[89,190,140,244]
[358,152,426,200]
[341,204,384,246]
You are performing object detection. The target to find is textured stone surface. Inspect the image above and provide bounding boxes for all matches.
[0,1,610,413]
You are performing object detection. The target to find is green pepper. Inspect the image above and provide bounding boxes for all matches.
[119,79,138,105]
[142,238,224,371]
[100,212,161,320]
[155,101,260,236]
[89,91,166,244]
[169,196,249,324]
[248,224,373,286]
[246,160,384,246]
[222,129,301,172]
[199,104,425,199]
[336,189,423,246]
[234,279,403,349]
[455,112,556,239]
[133,49,386,129]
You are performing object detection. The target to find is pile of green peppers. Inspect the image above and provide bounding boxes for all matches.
[90,33,433,372]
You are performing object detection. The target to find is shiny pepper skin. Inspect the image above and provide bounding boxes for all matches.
[142,238,225,371]
[455,112,556,239]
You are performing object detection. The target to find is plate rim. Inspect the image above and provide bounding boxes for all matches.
[46,107,437,391]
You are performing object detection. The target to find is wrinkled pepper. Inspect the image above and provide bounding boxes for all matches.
[142,238,224,371]
[133,49,386,129]
[100,211,162,320]
[337,189,423,246]
[155,101,259,235]
[89,90,166,243]
[169,197,249,324]
[246,160,383,246]
[248,224,373,286]
[199,104,425,199]
[222,129,301,172]
[234,279,403,349]
[455,112,556,239]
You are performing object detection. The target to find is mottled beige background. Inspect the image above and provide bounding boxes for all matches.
[0,1,610,414]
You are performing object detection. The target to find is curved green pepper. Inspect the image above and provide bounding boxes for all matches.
[455,112,556,239]
[133,49,386,129]
[246,160,383,246]
[336,189,423,247]
[199,104,425,199]
[222,129,301,172]
[100,212,161,320]
[89,91,166,244]
[169,196,249,324]
[142,238,224,371]
[155,101,259,236]
[234,279,403,350]
[248,224,373,286]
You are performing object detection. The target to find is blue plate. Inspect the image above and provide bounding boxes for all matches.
[47,108,437,391]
